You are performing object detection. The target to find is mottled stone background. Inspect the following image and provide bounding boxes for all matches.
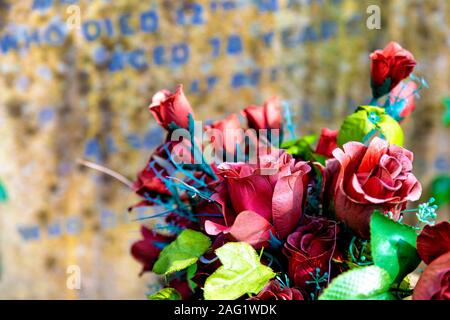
[0,0,448,299]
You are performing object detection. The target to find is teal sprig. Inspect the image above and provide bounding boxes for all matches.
[275,274,290,289]
[305,268,329,300]
[282,100,296,141]
[401,198,438,230]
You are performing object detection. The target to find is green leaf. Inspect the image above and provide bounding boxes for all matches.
[153,229,211,275]
[203,242,275,300]
[148,288,181,300]
[319,266,394,300]
[370,211,421,284]
[337,106,403,146]
[187,263,198,292]
[281,135,323,163]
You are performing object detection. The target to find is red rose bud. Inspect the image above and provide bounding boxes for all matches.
[417,221,450,265]
[132,143,176,201]
[332,137,421,238]
[131,226,174,275]
[316,128,338,158]
[149,85,194,130]
[370,42,416,99]
[133,161,171,198]
[242,96,282,130]
[205,113,242,156]
[413,251,450,300]
[283,216,339,291]
[250,280,304,300]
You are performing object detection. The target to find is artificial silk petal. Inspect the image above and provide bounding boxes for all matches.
[229,211,274,248]
[272,173,304,239]
[417,222,450,265]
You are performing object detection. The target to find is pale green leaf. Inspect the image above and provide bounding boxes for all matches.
[203,242,275,300]
[337,106,404,146]
[153,229,211,275]
[337,107,376,146]
[319,266,393,300]
[148,288,181,300]
[378,113,404,146]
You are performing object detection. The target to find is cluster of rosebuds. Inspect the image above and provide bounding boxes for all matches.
[129,42,448,300]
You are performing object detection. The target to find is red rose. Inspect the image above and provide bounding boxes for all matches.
[413,251,450,300]
[332,137,421,238]
[204,150,311,247]
[242,96,282,130]
[417,222,450,265]
[315,128,338,158]
[149,85,194,130]
[250,280,304,300]
[370,42,416,99]
[131,141,196,210]
[131,226,174,275]
[133,159,170,198]
[283,216,339,291]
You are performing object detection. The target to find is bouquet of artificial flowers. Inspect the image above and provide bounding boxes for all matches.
[129,42,449,300]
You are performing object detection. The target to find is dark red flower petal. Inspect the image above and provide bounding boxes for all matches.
[417,221,450,265]
[413,251,450,300]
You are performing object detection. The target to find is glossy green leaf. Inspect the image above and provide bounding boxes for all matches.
[203,242,275,300]
[337,106,403,146]
[153,229,211,275]
[319,266,394,300]
[148,288,181,300]
[370,211,421,284]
